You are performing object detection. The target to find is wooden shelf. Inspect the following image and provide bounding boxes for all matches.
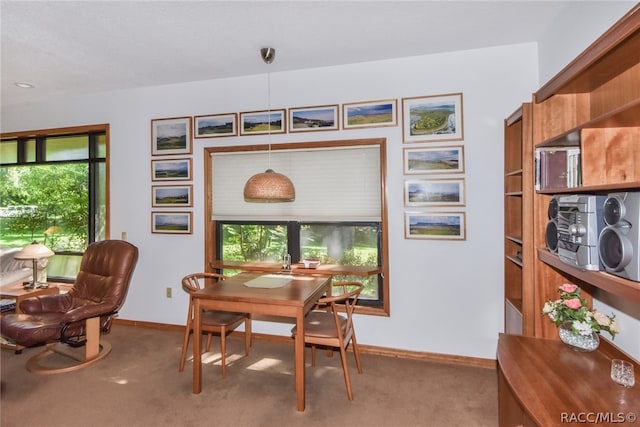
[505,256,523,268]
[538,248,640,305]
[538,182,640,194]
[505,236,523,245]
[536,100,640,149]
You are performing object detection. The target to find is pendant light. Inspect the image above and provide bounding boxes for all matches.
[243,47,296,203]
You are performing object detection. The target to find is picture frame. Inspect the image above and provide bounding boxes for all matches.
[239,110,286,136]
[151,117,192,155]
[151,158,192,182]
[288,105,339,132]
[342,99,398,129]
[194,113,237,138]
[402,93,464,143]
[403,145,464,175]
[152,184,193,207]
[151,211,192,234]
[404,178,466,207]
[404,212,466,240]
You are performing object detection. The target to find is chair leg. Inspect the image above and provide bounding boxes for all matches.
[220,327,227,378]
[338,345,354,400]
[244,318,252,355]
[351,334,363,374]
[311,345,316,366]
[179,304,193,372]
[178,326,191,372]
[205,333,213,352]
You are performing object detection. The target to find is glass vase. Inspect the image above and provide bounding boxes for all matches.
[558,321,599,352]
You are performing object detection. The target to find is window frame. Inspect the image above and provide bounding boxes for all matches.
[205,137,390,316]
[0,124,110,282]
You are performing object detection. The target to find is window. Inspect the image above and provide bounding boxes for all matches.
[0,125,109,281]
[217,220,381,304]
[206,138,389,315]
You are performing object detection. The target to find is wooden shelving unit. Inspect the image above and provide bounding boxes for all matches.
[503,103,534,335]
[499,7,640,425]
[504,103,534,335]
[531,4,640,339]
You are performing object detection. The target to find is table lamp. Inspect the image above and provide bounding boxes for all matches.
[14,241,55,289]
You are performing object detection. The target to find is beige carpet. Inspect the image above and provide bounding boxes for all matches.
[1,324,498,427]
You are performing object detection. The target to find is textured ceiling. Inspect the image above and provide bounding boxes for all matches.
[1,0,576,106]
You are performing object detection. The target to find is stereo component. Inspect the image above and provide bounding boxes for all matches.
[545,196,559,253]
[556,194,605,271]
[598,192,640,282]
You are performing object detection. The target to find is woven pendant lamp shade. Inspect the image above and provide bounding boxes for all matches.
[244,169,295,202]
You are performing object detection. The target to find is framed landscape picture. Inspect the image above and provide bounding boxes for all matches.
[151,158,192,182]
[152,184,193,207]
[288,105,339,132]
[403,146,464,175]
[194,113,237,138]
[151,117,192,155]
[151,212,192,234]
[405,212,466,240]
[342,99,397,129]
[240,110,286,136]
[404,178,465,207]
[402,93,464,143]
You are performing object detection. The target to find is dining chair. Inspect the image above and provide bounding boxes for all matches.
[292,281,364,400]
[178,272,251,377]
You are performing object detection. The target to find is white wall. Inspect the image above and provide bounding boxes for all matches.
[1,43,539,360]
[537,1,636,84]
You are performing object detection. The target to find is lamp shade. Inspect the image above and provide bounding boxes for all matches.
[244,169,296,202]
[14,241,54,260]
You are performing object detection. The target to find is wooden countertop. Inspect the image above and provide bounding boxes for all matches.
[497,333,640,426]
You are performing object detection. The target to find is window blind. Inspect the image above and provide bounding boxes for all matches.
[211,145,381,221]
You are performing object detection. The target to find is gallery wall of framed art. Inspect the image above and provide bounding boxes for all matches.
[149,92,465,240]
[150,116,194,234]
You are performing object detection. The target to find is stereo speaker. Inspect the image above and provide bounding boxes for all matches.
[545,196,559,253]
[598,192,640,282]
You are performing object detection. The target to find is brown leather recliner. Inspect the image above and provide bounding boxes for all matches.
[1,239,138,374]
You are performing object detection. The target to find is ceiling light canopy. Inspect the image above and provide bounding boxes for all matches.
[243,47,295,203]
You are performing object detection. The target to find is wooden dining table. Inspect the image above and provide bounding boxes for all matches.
[191,271,331,411]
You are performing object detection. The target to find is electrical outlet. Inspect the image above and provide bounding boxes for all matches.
[166,287,172,298]
[121,231,127,240]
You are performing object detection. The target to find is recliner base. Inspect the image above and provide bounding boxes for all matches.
[25,316,112,375]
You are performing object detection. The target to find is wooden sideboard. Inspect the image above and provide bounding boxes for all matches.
[498,334,639,426]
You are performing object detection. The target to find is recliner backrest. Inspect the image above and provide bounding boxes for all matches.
[68,240,138,314]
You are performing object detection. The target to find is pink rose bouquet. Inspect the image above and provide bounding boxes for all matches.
[542,284,619,339]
